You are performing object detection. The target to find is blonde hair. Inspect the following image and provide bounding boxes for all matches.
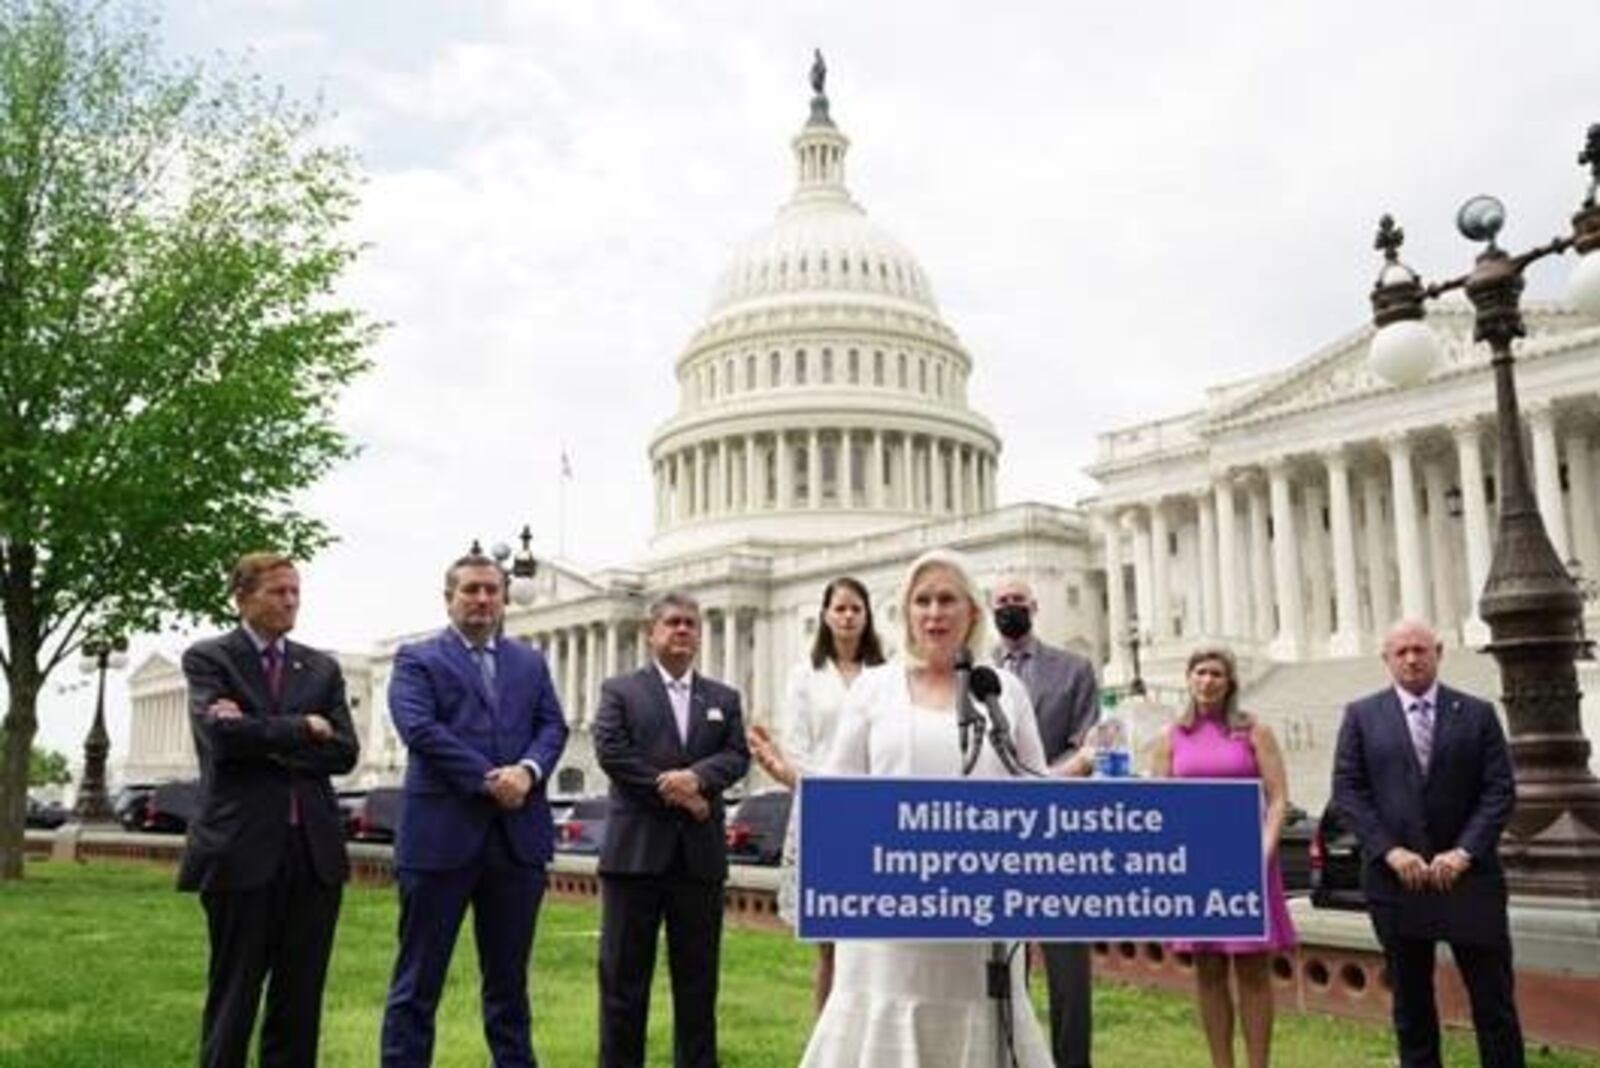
[1176,644,1253,733]
[898,549,987,666]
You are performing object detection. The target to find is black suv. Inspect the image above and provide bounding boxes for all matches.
[726,790,792,866]
[1310,802,1365,911]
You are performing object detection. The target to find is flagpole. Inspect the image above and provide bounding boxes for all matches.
[558,447,571,558]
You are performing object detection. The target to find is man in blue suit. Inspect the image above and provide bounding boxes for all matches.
[380,553,569,1068]
[1332,619,1524,1068]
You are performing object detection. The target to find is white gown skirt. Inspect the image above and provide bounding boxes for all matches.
[798,939,1054,1068]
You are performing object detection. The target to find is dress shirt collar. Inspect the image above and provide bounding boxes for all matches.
[1394,681,1439,713]
[241,623,286,658]
[998,633,1040,663]
[451,626,497,654]
[655,660,695,692]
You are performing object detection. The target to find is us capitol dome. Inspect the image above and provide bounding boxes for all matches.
[647,55,1002,558]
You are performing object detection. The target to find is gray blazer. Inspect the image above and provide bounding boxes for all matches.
[993,636,1099,765]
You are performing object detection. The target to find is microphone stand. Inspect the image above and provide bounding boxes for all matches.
[960,663,1023,1068]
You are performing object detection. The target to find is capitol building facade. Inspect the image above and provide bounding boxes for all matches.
[125,73,1600,809]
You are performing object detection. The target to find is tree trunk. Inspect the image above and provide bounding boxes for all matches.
[0,667,41,880]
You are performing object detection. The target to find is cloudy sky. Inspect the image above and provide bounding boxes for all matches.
[29,0,1600,757]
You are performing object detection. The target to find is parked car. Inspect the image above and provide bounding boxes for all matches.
[1278,803,1314,894]
[142,779,201,834]
[25,795,68,830]
[347,786,403,843]
[726,790,792,866]
[1310,801,1365,911]
[554,795,611,855]
[112,782,158,832]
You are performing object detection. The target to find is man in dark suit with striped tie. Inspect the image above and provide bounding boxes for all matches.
[179,552,360,1068]
[1332,619,1524,1068]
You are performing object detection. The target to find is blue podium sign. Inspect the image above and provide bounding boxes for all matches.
[795,777,1266,942]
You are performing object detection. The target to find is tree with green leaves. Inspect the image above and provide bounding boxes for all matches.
[0,0,377,878]
[28,743,68,786]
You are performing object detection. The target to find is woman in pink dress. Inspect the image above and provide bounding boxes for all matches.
[1151,645,1295,1068]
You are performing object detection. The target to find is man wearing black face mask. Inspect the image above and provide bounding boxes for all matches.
[991,575,1100,1068]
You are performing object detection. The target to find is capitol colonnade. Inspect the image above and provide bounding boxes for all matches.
[1090,307,1600,671]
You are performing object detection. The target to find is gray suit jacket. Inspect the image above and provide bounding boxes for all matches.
[994,636,1099,765]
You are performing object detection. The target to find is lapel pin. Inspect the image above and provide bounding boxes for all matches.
[706,707,725,723]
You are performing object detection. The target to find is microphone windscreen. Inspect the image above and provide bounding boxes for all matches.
[969,665,1003,700]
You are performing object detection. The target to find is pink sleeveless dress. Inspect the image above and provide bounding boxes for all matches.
[1168,713,1298,955]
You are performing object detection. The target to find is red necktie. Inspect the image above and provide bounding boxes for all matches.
[264,644,299,825]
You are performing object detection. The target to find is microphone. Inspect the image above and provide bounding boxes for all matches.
[953,650,984,775]
[970,665,1038,777]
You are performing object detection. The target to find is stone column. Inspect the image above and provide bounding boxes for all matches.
[870,431,886,509]
[603,620,619,682]
[1267,457,1304,659]
[807,429,821,509]
[776,432,793,509]
[694,444,708,518]
[561,629,579,721]
[713,609,732,682]
[724,609,744,694]
[902,434,917,511]
[1247,478,1274,641]
[1528,402,1570,561]
[720,439,734,514]
[841,430,856,507]
[635,621,649,667]
[752,610,772,725]
[745,434,760,511]
[1150,500,1172,646]
[1452,420,1493,644]
[1303,480,1332,644]
[1214,478,1241,638]
[585,625,603,725]
[1422,456,1460,638]
[1130,508,1154,632]
[1102,513,1130,681]
[1197,490,1220,636]
[1385,434,1428,622]
[1324,448,1362,656]
[1361,468,1394,632]
[1566,428,1599,578]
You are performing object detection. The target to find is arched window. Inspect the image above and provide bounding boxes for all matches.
[897,353,908,388]
[795,350,808,385]
[918,357,927,394]
[746,354,757,391]
[874,351,885,386]
[935,362,945,398]
[821,348,834,384]
[769,351,781,386]
[848,349,860,384]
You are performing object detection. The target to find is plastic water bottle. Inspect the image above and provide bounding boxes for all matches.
[1091,698,1133,778]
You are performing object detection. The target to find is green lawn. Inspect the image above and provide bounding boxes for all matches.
[1,859,1595,1067]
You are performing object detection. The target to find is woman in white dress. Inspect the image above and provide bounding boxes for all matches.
[776,576,887,1013]
[751,549,1055,1068]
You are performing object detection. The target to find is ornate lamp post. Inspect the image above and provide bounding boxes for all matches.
[72,633,129,823]
[1364,124,1600,901]
[1125,618,1147,698]
[470,524,540,607]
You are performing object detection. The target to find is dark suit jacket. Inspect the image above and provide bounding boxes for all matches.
[178,628,359,892]
[994,637,1100,765]
[1331,683,1515,940]
[388,630,569,871]
[592,666,750,881]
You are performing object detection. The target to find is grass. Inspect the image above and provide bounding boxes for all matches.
[0,859,1595,1067]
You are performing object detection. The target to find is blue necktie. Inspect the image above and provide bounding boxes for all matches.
[472,645,496,693]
